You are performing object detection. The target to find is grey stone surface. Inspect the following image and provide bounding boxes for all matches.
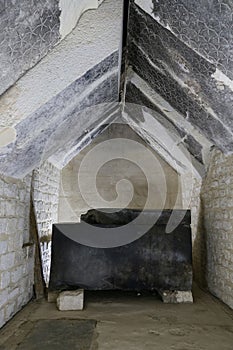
[50,108,120,169]
[150,0,233,80]
[127,3,233,156]
[125,81,204,164]
[125,82,186,137]
[14,319,96,350]
[0,0,60,96]
[184,134,204,164]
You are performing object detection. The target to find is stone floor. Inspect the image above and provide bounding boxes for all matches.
[0,286,233,349]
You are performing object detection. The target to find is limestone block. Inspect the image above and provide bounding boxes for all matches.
[0,289,8,307]
[11,266,23,284]
[5,301,16,321]
[159,290,193,304]
[57,290,84,311]
[0,271,10,289]
[0,241,8,255]
[0,252,15,270]
[0,307,5,329]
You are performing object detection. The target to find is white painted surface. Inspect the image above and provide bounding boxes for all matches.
[59,0,99,39]
[32,161,60,286]
[135,0,154,17]
[58,124,182,222]
[0,0,123,128]
[211,68,233,92]
[0,127,16,148]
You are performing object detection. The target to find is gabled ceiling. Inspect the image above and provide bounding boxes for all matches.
[0,0,232,180]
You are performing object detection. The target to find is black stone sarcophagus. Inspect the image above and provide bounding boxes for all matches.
[49,209,192,293]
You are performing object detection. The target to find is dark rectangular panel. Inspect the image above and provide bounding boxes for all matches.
[49,210,192,292]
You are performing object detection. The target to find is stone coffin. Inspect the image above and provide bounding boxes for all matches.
[49,209,192,293]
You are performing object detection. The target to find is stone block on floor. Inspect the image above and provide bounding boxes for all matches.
[57,289,84,311]
[159,290,193,304]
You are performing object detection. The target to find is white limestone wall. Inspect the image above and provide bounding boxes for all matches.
[201,149,233,309]
[181,148,233,309]
[32,161,60,286]
[59,124,183,222]
[0,174,34,329]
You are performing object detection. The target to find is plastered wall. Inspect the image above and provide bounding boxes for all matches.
[59,124,183,222]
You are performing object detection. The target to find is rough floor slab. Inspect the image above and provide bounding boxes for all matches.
[0,319,97,350]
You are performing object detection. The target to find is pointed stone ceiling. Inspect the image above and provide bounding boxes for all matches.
[0,0,233,179]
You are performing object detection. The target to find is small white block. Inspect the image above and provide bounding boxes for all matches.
[160,290,193,304]
[57,290,84,311]
[175,291,193,303]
